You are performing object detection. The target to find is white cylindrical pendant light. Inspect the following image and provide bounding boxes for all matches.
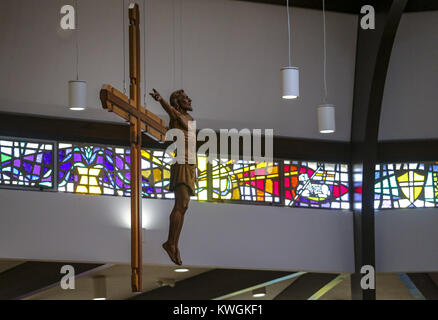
[281,67,299,99]
[281,0,299,100]
[68,80,87,111]
[318,103,335,134]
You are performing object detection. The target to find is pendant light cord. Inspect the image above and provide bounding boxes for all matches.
[286,0,291,66]
[180,0,183,88]
[75,0,79,81]
[322,0,328,102]
[172,0,176,90]
[122,0,127,94]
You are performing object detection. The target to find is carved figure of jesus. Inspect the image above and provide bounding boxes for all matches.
[150,88,196,265]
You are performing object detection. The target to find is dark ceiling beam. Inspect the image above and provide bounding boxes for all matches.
[349,0,407,300]
[0,111,350,162]
[377,140,438,162]
[406,273,438,300]
[273,273,338,300]
[130,269,291,300]
[3,111,438,162]
[0,261,104,300]
[236,0,438,13]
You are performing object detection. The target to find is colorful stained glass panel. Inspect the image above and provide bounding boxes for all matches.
[58,143,207,201]
[0,139,54,188]
[374,162,438,209]
[284,161,349,209]
[211,159,281,203]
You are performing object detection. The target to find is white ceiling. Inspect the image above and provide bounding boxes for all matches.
[0,0,357,141]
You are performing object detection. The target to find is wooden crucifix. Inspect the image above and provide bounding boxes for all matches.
[99,3,167,293]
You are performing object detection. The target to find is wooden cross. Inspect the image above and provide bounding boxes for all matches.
[99,3,167,293]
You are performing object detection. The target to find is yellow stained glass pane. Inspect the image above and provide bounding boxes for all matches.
[79,176,88,185]
[266,179,273,194]
[153,169,162,182]
[414,186,422,200]
[142,170,151,178]
[398,172,409,183]
[89,177,98,186]
[141,150,151,159]
[89,168,100,176]
[89,186,102,194]
[152,157,162,165]
[78,167,88,175]
[76,185,88,193]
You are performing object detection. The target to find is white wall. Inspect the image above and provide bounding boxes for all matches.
[377,11,438,272]
[375,208,438,273]
[0,189,355,273]
[0,0,357,140]
[380,11,438,140]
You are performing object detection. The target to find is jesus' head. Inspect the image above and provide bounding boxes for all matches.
[170,90,193,112]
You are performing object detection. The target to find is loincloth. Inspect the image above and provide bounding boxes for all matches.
[169,163,197,196]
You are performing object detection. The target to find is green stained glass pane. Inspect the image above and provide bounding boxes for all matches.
[1,153,11,163]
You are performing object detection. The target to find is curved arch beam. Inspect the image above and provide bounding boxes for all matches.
[350,0,408,300]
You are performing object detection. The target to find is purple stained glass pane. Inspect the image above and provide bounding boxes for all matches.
[24,155,34,162]
[23,162,32,173]
[115,176,122,187]
[116,157,123,170]
[59,162,72,171]
[97,156,103,164]
[74,153,81,162]
[33,165,41,175]
[43,152,52,165]
[104,159,114,171]
[13,160,20,167]
[59,149,66,161]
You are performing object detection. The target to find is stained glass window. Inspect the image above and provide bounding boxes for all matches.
[0,140,350,210]
[141,149,173,199]
[211,159,281,203]
[284,161,350,209]
[375,162,438,209]
[0,139,54,188]
[58,143,208,201]
[58,144,116,195]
